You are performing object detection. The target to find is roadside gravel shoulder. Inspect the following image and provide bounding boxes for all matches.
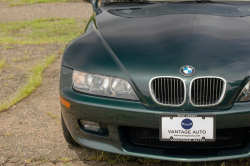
[0,1,92,22]
[0,1,96,165]
[0,55,92,166]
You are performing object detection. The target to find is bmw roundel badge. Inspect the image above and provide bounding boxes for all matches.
[181,119,193,130]
[180,65,195,76]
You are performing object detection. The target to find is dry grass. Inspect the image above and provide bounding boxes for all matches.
[0,18,84,45]
[0,58,6,72]
[46,112,59,119]
[0,54,58,111]
[4,0,81,6]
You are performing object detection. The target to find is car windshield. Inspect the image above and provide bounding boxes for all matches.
[102,0,250,17]
[103,0,250,3]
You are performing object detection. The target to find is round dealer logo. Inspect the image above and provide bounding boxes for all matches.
[181,119,193,130]
[180,65,195,76]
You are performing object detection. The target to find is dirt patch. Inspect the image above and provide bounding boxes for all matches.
[0,44,64,103]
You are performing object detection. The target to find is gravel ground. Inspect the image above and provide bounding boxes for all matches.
[0,44,63,103]
[0,2,96,165]
[0,1,92,22]
[0,55,89,166]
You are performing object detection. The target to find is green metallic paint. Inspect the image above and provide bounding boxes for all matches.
[60,67,250,129]
[60,2,250,161]
[60,64,250,161]
[61,97,250,161]
[62,3,250,109]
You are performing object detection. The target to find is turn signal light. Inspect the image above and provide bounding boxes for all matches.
[60,96,70,108]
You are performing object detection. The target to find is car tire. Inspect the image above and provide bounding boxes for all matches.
[61,113,80,147]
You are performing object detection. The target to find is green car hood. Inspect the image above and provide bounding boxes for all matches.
[62,4,250,110]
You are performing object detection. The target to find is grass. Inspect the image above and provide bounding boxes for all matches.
[22,56,30,61]
[0,58,6,72]
[4,45,13,49]
[4,63,11,69]
[0,54,58,112]
[0,143,9,148]
[84,150,132,164]
[0,18,84,45]
[87,151,111,162]
[5,132,14,136]
[60,157,71,163]
[138,158,161,163]
[4,0,81,6]
[12,57,21,62]
[46,112,59,119]
[8,75,14,79]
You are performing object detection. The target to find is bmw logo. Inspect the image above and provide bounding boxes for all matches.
[181,119,193,130]
[180,65,195,76]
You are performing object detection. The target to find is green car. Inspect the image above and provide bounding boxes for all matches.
[60,0,250,162]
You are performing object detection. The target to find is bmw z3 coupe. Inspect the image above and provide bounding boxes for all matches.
[60,0,250,162]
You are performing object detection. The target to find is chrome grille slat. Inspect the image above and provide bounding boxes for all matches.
[220,81,222,99]
[213,79,215,102]
[180,79,182,105]
[200,79,202,106]
[203,79,205,105]
[161,79,163,103]
[194,81,196,105]
[150,77,185,106]
[209,79,212,104]
[173,79,175,103]
[216,79,218,102]
[170,79,172,104]
[177,79,178,105]
[190,77,226,106]
[164,79,166,104]
[206,79,208,104]
[158,79,159,101]
[167,78,169,104]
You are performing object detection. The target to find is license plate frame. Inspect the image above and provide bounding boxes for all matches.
[159,114,216,142]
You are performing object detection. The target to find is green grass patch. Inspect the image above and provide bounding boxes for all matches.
[5,0,81,6]
[138,158,161,163]
[84,150,132,164]
[0,18,84,45]
[0,58,6,72]
[0,54,58,112]
[46,112,59,119]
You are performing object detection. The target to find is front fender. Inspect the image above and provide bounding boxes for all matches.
[61,17,146,103]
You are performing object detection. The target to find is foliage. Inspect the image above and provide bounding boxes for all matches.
[0,18,84,45]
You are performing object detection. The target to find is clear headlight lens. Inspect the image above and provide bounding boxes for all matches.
[73,70,139,101]
[236,81,250,102]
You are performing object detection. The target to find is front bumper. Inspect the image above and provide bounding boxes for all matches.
[60,65,250,162]
[61,85,250,162]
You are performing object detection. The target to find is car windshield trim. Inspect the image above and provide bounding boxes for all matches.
[103,0,250,4]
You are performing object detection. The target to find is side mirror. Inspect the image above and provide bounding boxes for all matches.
[91,0,99,12]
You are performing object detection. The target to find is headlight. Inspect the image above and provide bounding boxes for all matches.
[73,70,139,101]
[236,81,250,102]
